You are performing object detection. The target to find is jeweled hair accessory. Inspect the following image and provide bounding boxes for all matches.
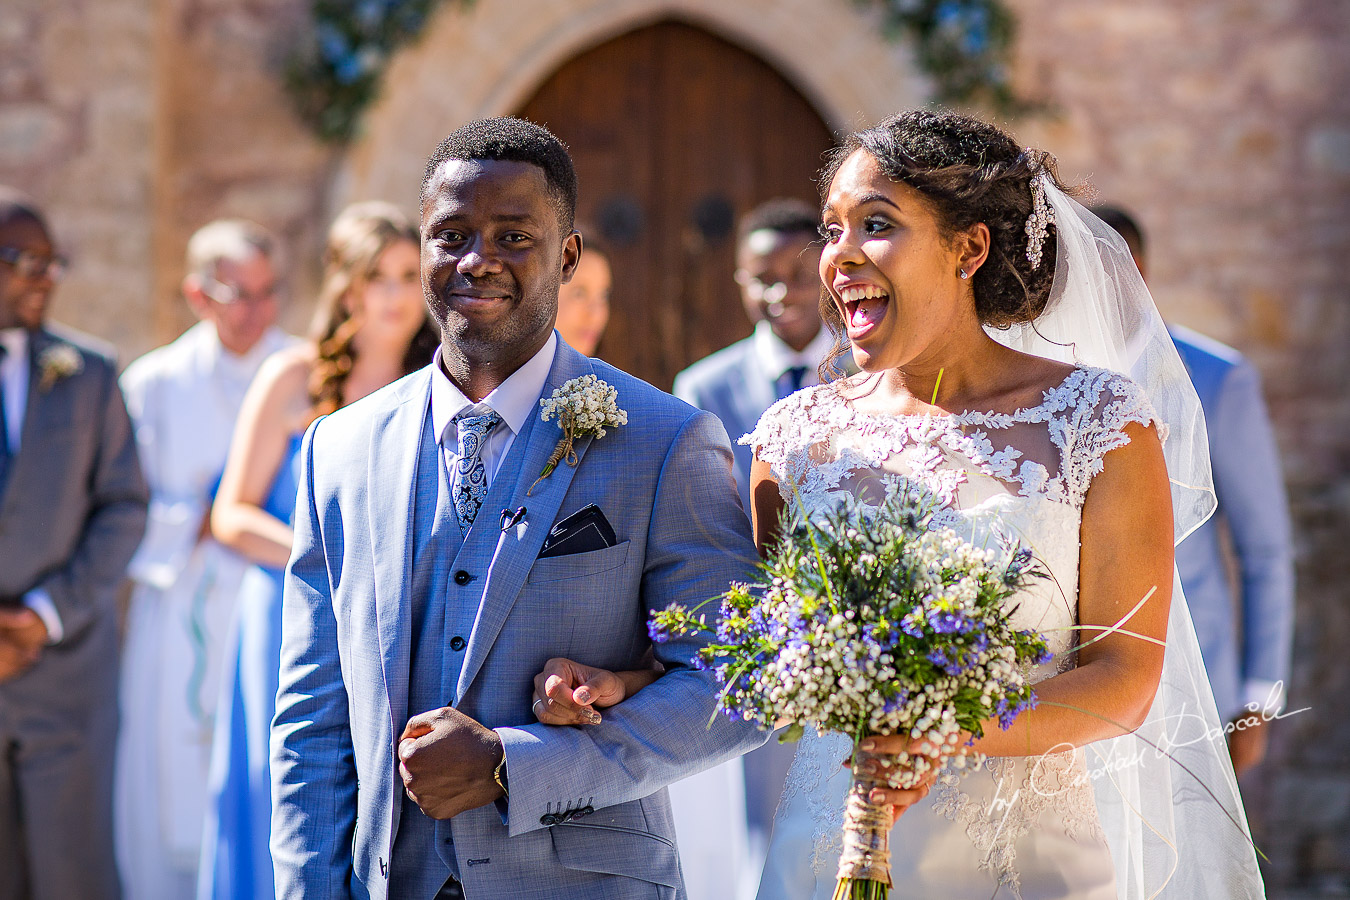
[1024,166,1054,269]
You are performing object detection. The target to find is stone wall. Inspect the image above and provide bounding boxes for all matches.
[0,0,157,351]
[0,0,1345,893]
[1005,0,1350,891]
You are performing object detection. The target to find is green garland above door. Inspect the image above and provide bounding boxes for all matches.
[285,0,1026,143]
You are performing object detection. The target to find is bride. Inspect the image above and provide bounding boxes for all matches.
[532,110,1265,899]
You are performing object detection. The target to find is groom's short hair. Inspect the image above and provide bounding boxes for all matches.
[421,117,578,235]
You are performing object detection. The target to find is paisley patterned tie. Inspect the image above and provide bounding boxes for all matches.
[450,409,502,532]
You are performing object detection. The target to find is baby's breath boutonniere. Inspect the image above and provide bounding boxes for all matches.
[528,374,627,496]
[38,343,83,390]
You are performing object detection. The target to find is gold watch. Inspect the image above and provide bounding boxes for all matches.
[493,750,509,799]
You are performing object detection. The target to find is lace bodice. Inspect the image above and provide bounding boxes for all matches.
[745,365,1162,898]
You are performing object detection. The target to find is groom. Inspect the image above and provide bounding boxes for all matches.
[271,118,767,900]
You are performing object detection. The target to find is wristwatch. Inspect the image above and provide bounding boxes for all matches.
[493,749,509,799]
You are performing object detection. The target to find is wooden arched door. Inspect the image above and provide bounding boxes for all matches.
[516,20,835,390]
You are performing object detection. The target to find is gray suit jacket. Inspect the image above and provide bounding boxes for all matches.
[271,342,768,900]
[0,324,148,710]
[1171,325,1294,721]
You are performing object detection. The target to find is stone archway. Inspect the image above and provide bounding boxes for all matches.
[333,0,928,213]
[516,20,837,387]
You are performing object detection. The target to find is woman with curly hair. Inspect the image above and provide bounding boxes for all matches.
[199,201,437,900]
[531,110,1263,899]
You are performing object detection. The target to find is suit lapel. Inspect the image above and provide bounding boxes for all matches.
[456,344,597,698]
[19,329,67,445]
[369,370,432,739]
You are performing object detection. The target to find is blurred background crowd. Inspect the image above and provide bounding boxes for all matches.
[0,0,1346,898]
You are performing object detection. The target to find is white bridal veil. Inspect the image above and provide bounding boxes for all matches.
[991,182,1267,898]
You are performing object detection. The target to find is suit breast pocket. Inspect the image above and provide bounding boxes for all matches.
[526,540,630,584]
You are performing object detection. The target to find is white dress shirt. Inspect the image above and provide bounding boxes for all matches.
[750,320,834,393]
[0,327,62,641]
[430,332,558,487]
[0,328,29,453]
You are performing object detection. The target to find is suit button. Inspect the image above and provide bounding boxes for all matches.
[449,635,466,652]
[453,570,472,585]
[540,813,558,826]
[578,805,594,817]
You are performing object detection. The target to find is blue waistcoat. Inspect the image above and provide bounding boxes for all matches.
[389,403,538,897]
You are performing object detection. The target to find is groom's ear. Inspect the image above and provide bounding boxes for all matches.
[559,230,582,284]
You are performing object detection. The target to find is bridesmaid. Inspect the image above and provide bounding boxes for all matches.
[553,228,611,356]
[198,202,438,900]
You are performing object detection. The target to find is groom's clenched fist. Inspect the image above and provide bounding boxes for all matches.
[398,707,504,819]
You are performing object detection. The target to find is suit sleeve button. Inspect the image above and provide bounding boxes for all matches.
[449,635,466,651]
[540,813,558,826]
[453,570,472,585]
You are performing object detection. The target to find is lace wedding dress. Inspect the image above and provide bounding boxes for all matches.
[749,365,1165,900]
[742,182,1265,900]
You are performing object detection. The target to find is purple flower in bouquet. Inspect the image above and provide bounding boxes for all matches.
[647,482,1050,900]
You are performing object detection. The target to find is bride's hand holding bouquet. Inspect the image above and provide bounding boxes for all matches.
[647,483,1051,900]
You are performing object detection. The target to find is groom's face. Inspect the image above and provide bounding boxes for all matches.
[421,158,580,368]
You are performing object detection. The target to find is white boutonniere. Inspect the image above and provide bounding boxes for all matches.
[38,343,83,390]
[528,374,627,495]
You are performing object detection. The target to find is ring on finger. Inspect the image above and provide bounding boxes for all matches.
[532,698,547,716]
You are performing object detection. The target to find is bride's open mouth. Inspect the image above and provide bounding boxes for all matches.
[839,284,889,337]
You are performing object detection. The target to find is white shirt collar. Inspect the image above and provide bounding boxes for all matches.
[751,319,833,381]
[0,327,27,363]
[431,331,558,446]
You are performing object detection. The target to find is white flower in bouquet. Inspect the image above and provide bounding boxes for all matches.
[649,481,1050,900]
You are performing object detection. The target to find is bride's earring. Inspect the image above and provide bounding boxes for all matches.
[958,269,970,279]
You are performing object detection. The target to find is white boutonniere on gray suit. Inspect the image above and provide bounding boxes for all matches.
[38,343,83,391]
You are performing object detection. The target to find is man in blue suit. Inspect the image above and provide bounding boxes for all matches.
[673,199,837,512]
[271,118,767,899]
[1095,206,1295,776]
[671,199,836,892]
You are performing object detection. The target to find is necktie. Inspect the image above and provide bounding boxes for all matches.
[0,344,10,500]
[778,365,809,400]
[450,409,502,532]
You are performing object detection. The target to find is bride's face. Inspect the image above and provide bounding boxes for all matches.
[819,150,979,374]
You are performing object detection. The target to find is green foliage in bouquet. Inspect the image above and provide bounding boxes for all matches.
[649,480,1051,898]
[650,482,1051,744]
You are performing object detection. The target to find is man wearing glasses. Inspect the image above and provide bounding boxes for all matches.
[0,187,148,899]
[115,219,296,899]
[670,197,838,900]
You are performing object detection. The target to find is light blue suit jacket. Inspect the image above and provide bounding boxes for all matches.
[1170,326,1294,721]
[672,336,775,514]
[271,341,767,899]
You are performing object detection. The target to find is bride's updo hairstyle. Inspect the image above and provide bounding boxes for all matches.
[818,109,1070,342]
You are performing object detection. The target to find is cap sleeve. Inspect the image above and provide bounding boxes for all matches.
[1061,367,1167,506]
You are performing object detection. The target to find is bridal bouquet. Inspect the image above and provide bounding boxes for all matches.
[649,482,1050,900]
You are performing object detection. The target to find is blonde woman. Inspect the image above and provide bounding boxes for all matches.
[198,202,437,900]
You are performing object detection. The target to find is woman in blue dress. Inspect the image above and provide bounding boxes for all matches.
[199,202,439,900]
